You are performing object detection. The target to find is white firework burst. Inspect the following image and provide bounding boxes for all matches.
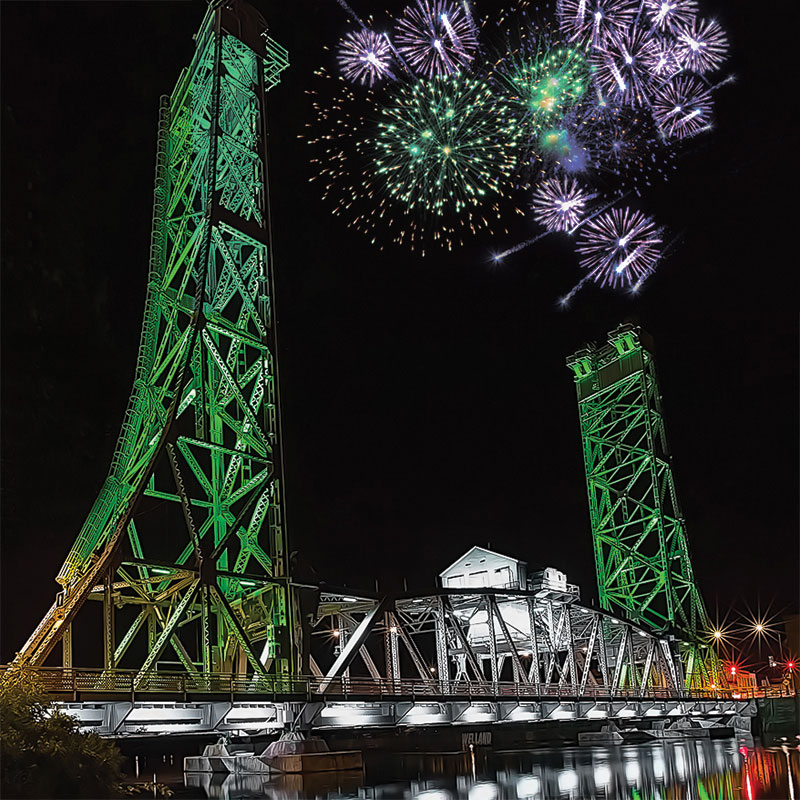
[532,176,593,232]
[651,75,713,138]
[556,0,638,49]
[591,25,660,105]
[642,0,698,34]
[395,0,479,78]
[674,17,728,74]
[337,29,395,87]
[576,207,662,288]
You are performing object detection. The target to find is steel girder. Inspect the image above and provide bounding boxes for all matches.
[309,589,683,698]
[15,1,295,682]
[567,324,724,689]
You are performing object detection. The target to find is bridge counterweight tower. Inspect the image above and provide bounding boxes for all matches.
[567,324,722,689]
[15,0,294,683]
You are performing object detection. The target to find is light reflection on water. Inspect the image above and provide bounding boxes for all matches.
[183,740,799,800]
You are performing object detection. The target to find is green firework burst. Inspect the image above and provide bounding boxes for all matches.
[371,73,522,218]
[498,40,591,133]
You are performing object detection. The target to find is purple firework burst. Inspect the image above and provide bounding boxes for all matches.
[652,74,713,138]
[642,0,698,34]
[532,176,592,232]
[395,0,479,78]
[337,29,394,87]
[576,207,662,287]
[556,0,638,49]
[646,37,681,79]
[592,25,660,106]
[674,17,728,74]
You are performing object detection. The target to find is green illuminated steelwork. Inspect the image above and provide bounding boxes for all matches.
[567,324,723,689]
[15,0,295,681]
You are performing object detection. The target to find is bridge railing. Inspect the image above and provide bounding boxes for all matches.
[0,665,308,697]
[2,665,792,701]
[305,676,788,701]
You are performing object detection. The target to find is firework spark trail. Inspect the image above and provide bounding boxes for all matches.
[709,73,736,91]
[493,229,552,261]
[567,192,630,234]
[494,191,627,261]
[336,0,367,28]
[558,274,593,306]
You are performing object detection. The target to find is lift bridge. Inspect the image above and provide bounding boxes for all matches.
[8,0,751,737]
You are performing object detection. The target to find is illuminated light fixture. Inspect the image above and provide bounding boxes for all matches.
[516,775,540,797]
[558,770,578,792]
[594,765,611,786]
[332,629,340,638]
[150,567,171,575]
[468,783,498,800]
[625,761,640,783]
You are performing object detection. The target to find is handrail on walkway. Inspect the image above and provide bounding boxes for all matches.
[2,664,791,701]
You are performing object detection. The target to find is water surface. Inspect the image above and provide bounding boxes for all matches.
[171,739,798,799]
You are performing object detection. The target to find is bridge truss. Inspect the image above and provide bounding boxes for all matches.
[11,586,759,737]
[309,588,683,699]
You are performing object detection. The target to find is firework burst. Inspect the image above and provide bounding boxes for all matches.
[642,0,698,34]
[652,74,713,138]
[313,0,732,291]
[591,24,660,106]
[556,0,638,49]
[531,175,593,231]
[495,37,592,135]
[674,17,728,74]
[576,207,662,287]
[372,72,522,221]
[337,29,395,86]
[646,36,681,79]
[570,102,677,191]
[395,0,479,78]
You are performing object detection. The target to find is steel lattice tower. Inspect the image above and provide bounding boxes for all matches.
[567,324,722,689]
[15,1,296,683]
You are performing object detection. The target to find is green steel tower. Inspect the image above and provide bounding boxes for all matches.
[567,324,721,689]
[16,0,296,684]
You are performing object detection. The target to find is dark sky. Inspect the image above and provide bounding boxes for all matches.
[1,0,797,664]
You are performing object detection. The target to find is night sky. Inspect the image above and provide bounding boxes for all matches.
[1,0,796,665]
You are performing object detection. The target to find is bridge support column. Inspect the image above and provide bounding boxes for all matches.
[62,623,72,669]
[384,612,399,691]
[435,597,450,694]
[103,573,115,670]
